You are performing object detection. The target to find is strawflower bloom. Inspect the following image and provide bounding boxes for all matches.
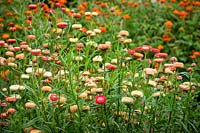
[95,95,106,104]
[57,22,68,29]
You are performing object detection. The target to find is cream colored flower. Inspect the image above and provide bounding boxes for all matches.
[121,97,134,105]
[75,56,83,61]
[91,12,98,16]
[41,86,52,92]
[72,24,82,29]
[93,55,103,62]
[119,30,129,36]
[148,80,157,87]
[69,38,78,43]
[21,74,30,79]
[173,62,184,68]
[131,90,144,98]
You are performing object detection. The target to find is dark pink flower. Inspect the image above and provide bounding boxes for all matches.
[95,95,106,104]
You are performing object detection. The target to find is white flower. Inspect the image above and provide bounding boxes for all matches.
[26,67,34,74]
[43,71,52,77]
[21,74,30,79]
[93,29,101,34]
[9,85,20,91]
[93,55,103,62]
[91,12,98,16]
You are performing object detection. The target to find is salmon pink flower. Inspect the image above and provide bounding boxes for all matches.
[155,53,168,58]
[0,40,5,46]
[150,48,160,53]
[95,95,106,104]
[31,49,41,56]
[105,63,117,71]
[170,57,177,62]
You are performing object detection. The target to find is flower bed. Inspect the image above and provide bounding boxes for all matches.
[0,0,200,132]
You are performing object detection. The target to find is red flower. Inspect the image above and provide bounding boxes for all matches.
[28,4,37,9]
[49,93,58,101]
[128,49,135,55]
[57,22,68,29]
[162,34,171,42]
[7,39,16,43]
[95,95,106,104]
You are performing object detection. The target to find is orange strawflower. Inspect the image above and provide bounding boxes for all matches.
[100,3,106,8]
[114,9,122,15]
[78,4,86,11]
[157,45,164,50]
[127,2,134,7]
[164,21,173,27]
[99,27,107,33]
[173,10,188,18]
[189,55,196,59]
[24,10,32,15]
[0,23,4,28]
[0,18,5,22]
[58,0,67,6]
[2,33,10,39]
[123,14,131,20]
[85,16,91,20]
[193,51,200,56]
[80,27,87,33]
[0,70,9,79]
[162,34,171,42]
[171,0,176,3]
[192,1,200,6]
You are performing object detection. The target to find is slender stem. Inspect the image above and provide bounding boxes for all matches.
[104,104,110,132]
